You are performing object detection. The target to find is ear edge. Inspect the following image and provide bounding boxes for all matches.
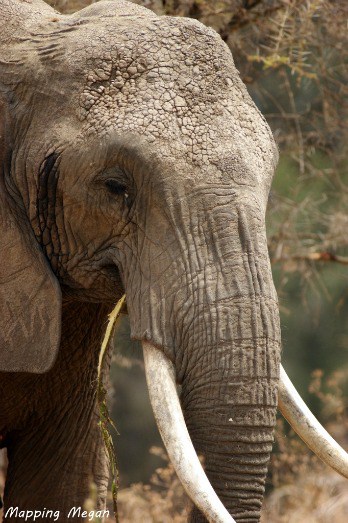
[0,92,62,374]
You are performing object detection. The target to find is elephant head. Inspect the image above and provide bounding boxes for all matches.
[0,1,346,521]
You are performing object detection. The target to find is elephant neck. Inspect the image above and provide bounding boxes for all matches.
[0,299,111,437]
[59,299,111,378]
[3,299,111,514]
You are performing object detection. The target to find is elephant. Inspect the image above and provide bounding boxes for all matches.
[0,1,347,522]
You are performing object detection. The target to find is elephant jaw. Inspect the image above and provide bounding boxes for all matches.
[142,342,348,523]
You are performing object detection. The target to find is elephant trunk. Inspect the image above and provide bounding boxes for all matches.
[181,332,280,522]
[172,204,281,521]
[143,288,280,523]
[172,251,281,522]
[126,194,281,521]
[143,320,280,523]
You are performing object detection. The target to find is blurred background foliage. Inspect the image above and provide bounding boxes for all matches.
[47,0,348,512]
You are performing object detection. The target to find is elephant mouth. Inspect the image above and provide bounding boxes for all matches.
[142,341,348,523]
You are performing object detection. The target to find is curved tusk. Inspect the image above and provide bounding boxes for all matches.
[142,342,235,523]
[279,365,348,478]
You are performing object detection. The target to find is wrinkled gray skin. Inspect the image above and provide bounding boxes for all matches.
[0,0,281,521]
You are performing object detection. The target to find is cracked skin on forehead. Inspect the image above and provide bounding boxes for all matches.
[60,0,277,188]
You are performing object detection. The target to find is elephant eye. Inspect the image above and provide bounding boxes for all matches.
[104,178,132,207]
[105,179,128,196]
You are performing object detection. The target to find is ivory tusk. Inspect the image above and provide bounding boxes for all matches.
[279,365,348,478]
[142,342,235,523]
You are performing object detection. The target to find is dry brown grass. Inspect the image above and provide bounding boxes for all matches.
[261,470,348,523]
[117,447,189,522]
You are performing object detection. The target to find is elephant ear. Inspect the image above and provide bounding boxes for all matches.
[0,96,61,373]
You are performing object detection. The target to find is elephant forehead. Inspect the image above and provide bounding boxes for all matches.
[77,16,233,119]
[73,15,276,183]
